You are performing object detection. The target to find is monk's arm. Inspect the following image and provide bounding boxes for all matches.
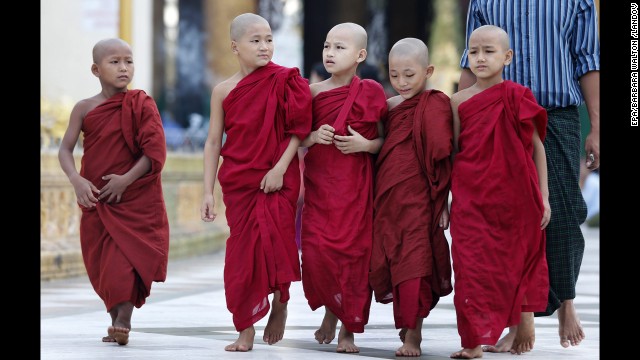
[58,101,99,208]
[97,154,152,203]
[261,135,301,193]
[333,120,384,154]
[201,85,225,221]
[367,120,386,154]
[532,126,551,229]
[457,68,476,92]
[450,96,461,160]
[301,124,335,148]
[580,70,600,170]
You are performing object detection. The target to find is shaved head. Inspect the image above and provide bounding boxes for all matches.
[92,38,131,63]
[389,38,430,67]
[328,22,367,50]
[230,13,270,41]
[470,25,510,50]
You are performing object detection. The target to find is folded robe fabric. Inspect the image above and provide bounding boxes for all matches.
[79,89,169,312]
[370,90,453,328]
[450,80,550,348]
[301,76,387,333]
[218,62,312,331]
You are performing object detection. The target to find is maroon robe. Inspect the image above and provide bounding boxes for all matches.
[79,89,169,312]
[450,80,550,348]
[218,62,312,331]
[301,77,387,333]
[370,90,453,329]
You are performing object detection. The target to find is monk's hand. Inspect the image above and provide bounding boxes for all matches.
[333,125,368,154]
[439,207,450,230]
[99,174,129,203]
[540,198,551,230]
[70,174,100,208]
[201,194,217,222]
[584,129,599,170]
[312,124,335,145]
[260,166,285,193]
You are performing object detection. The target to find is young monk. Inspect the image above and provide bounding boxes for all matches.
[300,22,387,353]
[369,38,453,357]
[58,38,170,346]
[200,13,312,352]
[449,25,550,359]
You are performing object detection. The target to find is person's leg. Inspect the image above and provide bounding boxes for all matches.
[395,317,423,357]
[450,345,483,359]
[394,277,432,356]
[399,328,407,343]
[102,312,118,342]
[225,326,256,351]
[336,324,359,353]
[482,326,517,353]
[263,290,288,345]
[107,301,133,345]
[511,312,535,354]
[483,312,535,353]
[314,307,338,344]
[557,299,585,347]
[539,107,587,347]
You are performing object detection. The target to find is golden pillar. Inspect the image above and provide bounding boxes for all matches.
[119,0,133,44]
[204,0,257,85]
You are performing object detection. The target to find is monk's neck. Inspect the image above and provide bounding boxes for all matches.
[100,88,128,100]
[238,63,266,77]
[474,78,503,91]
[328,72,356,87]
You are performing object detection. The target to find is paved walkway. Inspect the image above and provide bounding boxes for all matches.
[41,226,599,359]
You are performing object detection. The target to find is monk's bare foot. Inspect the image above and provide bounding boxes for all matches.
[314,309,338,344]
[558,300,585,347]
[336,326,359,353]
[482,326,515,352]
[225,327,255,351]
[511,312,535,354]
[102,335,116,343]
[450,346,483,359]
[263,297,287,345]
[399,328,408,343]
[395,327,422,357]
[107,326,130,345]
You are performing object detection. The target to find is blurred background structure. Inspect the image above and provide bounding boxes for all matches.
[41,0,474,151]
[41,0,598,280]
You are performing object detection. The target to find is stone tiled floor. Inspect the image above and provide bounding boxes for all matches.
[41,226,599,359]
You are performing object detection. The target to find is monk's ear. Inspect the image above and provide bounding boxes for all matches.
[504,49,513,66]
[91,63,100,77]
[356,49,367,64]
[231,41,238,54]
[424,65,435,79]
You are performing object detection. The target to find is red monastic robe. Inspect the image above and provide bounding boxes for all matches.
[301,77,387,333]
[370,90,453,329]
[450,80,550,348]
[79,90,169,312]
[218,62,312,331]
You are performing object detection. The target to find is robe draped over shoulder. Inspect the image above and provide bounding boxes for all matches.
[79,89,169,311]
[370,90,453,328]
[301,77,387,333]
[218,62,312,331]
[450,80,549,348]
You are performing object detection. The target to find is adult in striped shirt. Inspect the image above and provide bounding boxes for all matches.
[457,0,599,354]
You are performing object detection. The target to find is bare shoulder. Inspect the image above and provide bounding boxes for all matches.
[386,95,403,111]
[213,73,242,100]
[73,94,105,119]
[310,79,332,97]
[450,87,475,108]
[309,82,322,97]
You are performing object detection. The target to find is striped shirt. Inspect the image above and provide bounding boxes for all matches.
[460,0,600,107]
